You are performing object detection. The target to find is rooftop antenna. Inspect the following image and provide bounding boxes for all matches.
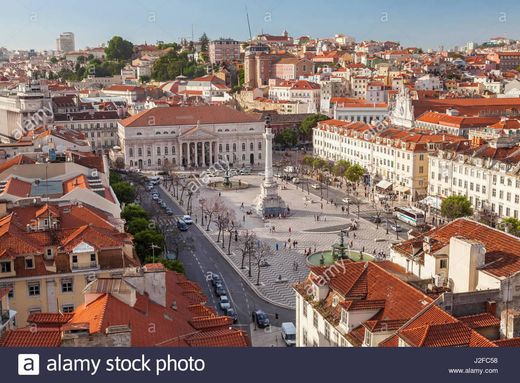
[245,6,253,41]
[191,24,194,43]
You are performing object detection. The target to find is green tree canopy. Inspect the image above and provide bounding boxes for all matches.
[122,203,149,221]
[105,36,134,61]
[199,33,210,52]
[333,160,351,177]
[151,50,206,81]
[134,230,165,261]
[440,195,473,220]
[299,114,329,141]
[127,217,152,235]
[500,217,520,237]
[344,164,365,183]
[274,129,298,148]
[112,181,136,205]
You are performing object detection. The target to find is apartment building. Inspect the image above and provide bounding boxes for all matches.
[0,202,137,327]
[0,264,249,347]
[273,57,314,80]
[428,138,520,219]
[313,120,465,199]
[209,39,241,64]
[294,260,497,347]
[331,97,389,124]
[487,52,520,71]
[268,80,321,113]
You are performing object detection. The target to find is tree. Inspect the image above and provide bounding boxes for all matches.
[112,181,136,204]
[203,196,224,231]
[299,114,329,141]
[144,257,184,273]
[252,242,273,285]
[441,195,473,220]
[238,231,257,269]
[133,229,164,261]
[333,160,351,178]
[122,203,149,221]
[127,217,151,235]
[105,36,134,61]
[344,164,365,184]
[274,129,298,148]
[199,33,210,53]
[500,217,520,237]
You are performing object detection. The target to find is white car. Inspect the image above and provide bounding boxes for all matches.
[342,197,351,204]
[220,295,231,310]
[182,215,193,225]
[311,183,321,189]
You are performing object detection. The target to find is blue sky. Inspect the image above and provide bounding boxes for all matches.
[1,0,520,51]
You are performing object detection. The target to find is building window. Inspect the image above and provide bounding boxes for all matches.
[242,143,246,151]
[303,302,307,317]
[324,323,330,341]
[302,329,308,346]
[1,261,12,273]
[313,311,319,328]
[62,304,74,313]
[0,282,13,298]
[25,257,34,269]
[440,259,448,269]
[61,278,73,293]
[28,282,40,296]
[250,142,254,151]
[129,148,134,157]
[157,147,161,155]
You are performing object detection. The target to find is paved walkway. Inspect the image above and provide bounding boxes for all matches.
[164,175,397,308]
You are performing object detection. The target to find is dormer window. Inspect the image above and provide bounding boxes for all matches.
[25,257,34,269]
[364,330,372,346]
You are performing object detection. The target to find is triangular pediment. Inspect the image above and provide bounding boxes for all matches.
[72,241,95,253]
[179,127,218,141]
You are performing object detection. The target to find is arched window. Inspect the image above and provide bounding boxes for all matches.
[129,148,134,157]
[130,160,134,167]
[242,143,246,151]
[147,159,151,166]
[164,146,168,155]
[258,142,262,150]
[158,158,161,166]
[233,143,237,152]
[226,144,230,152]
[250,142,254,151]
[172,146,176,154]
[138,148,142,156]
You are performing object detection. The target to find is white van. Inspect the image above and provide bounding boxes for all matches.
[281,322,296,346]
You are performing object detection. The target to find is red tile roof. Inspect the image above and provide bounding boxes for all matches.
[0,328,62,347]
[120,106,262,128]
[458,313,500,329]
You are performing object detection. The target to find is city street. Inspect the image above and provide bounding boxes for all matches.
[130,175,296,341]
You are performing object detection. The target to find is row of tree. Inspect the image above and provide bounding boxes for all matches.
[302,157,366,185]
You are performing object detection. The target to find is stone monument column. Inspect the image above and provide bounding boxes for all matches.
[264,128,274,184]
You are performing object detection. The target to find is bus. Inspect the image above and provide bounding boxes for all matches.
[394,207,425,226]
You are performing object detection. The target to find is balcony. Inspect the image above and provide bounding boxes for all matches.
[71,261,99,271]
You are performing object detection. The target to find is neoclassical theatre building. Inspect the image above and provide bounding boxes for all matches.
[118,105,266,170]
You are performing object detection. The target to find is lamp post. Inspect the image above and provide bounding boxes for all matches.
[150,243,160,263]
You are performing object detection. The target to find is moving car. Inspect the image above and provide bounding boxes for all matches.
[390,223,403,232]
[292,177,301,184]
[220,295,231,310]
[166,208,174,215]
[252,310,270,328]
[311,183,321,189]
[281,322,296,346]
[182,215,193,224]
[342,197,351,204]
[152,194,159,200]
[177,219,188,231]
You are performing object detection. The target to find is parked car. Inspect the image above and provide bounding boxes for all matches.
[281,322,296,346]
[252,310,270,328]
[292,177,301,184]
[342,197,351,204]
[166,208,174,215]
[220,296,231,310]
[152,194,159,200]
[177,219,188,231]
[215,284,226,297]
[225,308,238,323]
[160,201,167,209]
[145,184,154,192]
[371,216,382,224]
[391,223,403,232]
[211,273,222,286]
[239,168,251,175]
[182,215,193,224]
[311,183,321,189]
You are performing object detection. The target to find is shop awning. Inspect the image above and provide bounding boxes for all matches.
[394,185,410,193]
[376,180,392,190]
[419,196,442,210]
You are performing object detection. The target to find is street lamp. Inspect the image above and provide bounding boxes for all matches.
[150,243,161,263]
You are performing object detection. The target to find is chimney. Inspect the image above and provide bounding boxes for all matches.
[0,202,7,218]
[448,237,485,293]
[143,263,167,307]
[500,309,520,339]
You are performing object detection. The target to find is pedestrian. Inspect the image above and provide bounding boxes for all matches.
[219,192,221,197]
[276,243,279,251]
[272,225,276,232]
[243,215,246,222]
[284,242,287,249]
[353,233,356,239]
[314,245,317,253]
[289,227,292,234]
[269,226,272,233]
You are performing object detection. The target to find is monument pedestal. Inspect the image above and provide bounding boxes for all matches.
[255,181,287,217]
